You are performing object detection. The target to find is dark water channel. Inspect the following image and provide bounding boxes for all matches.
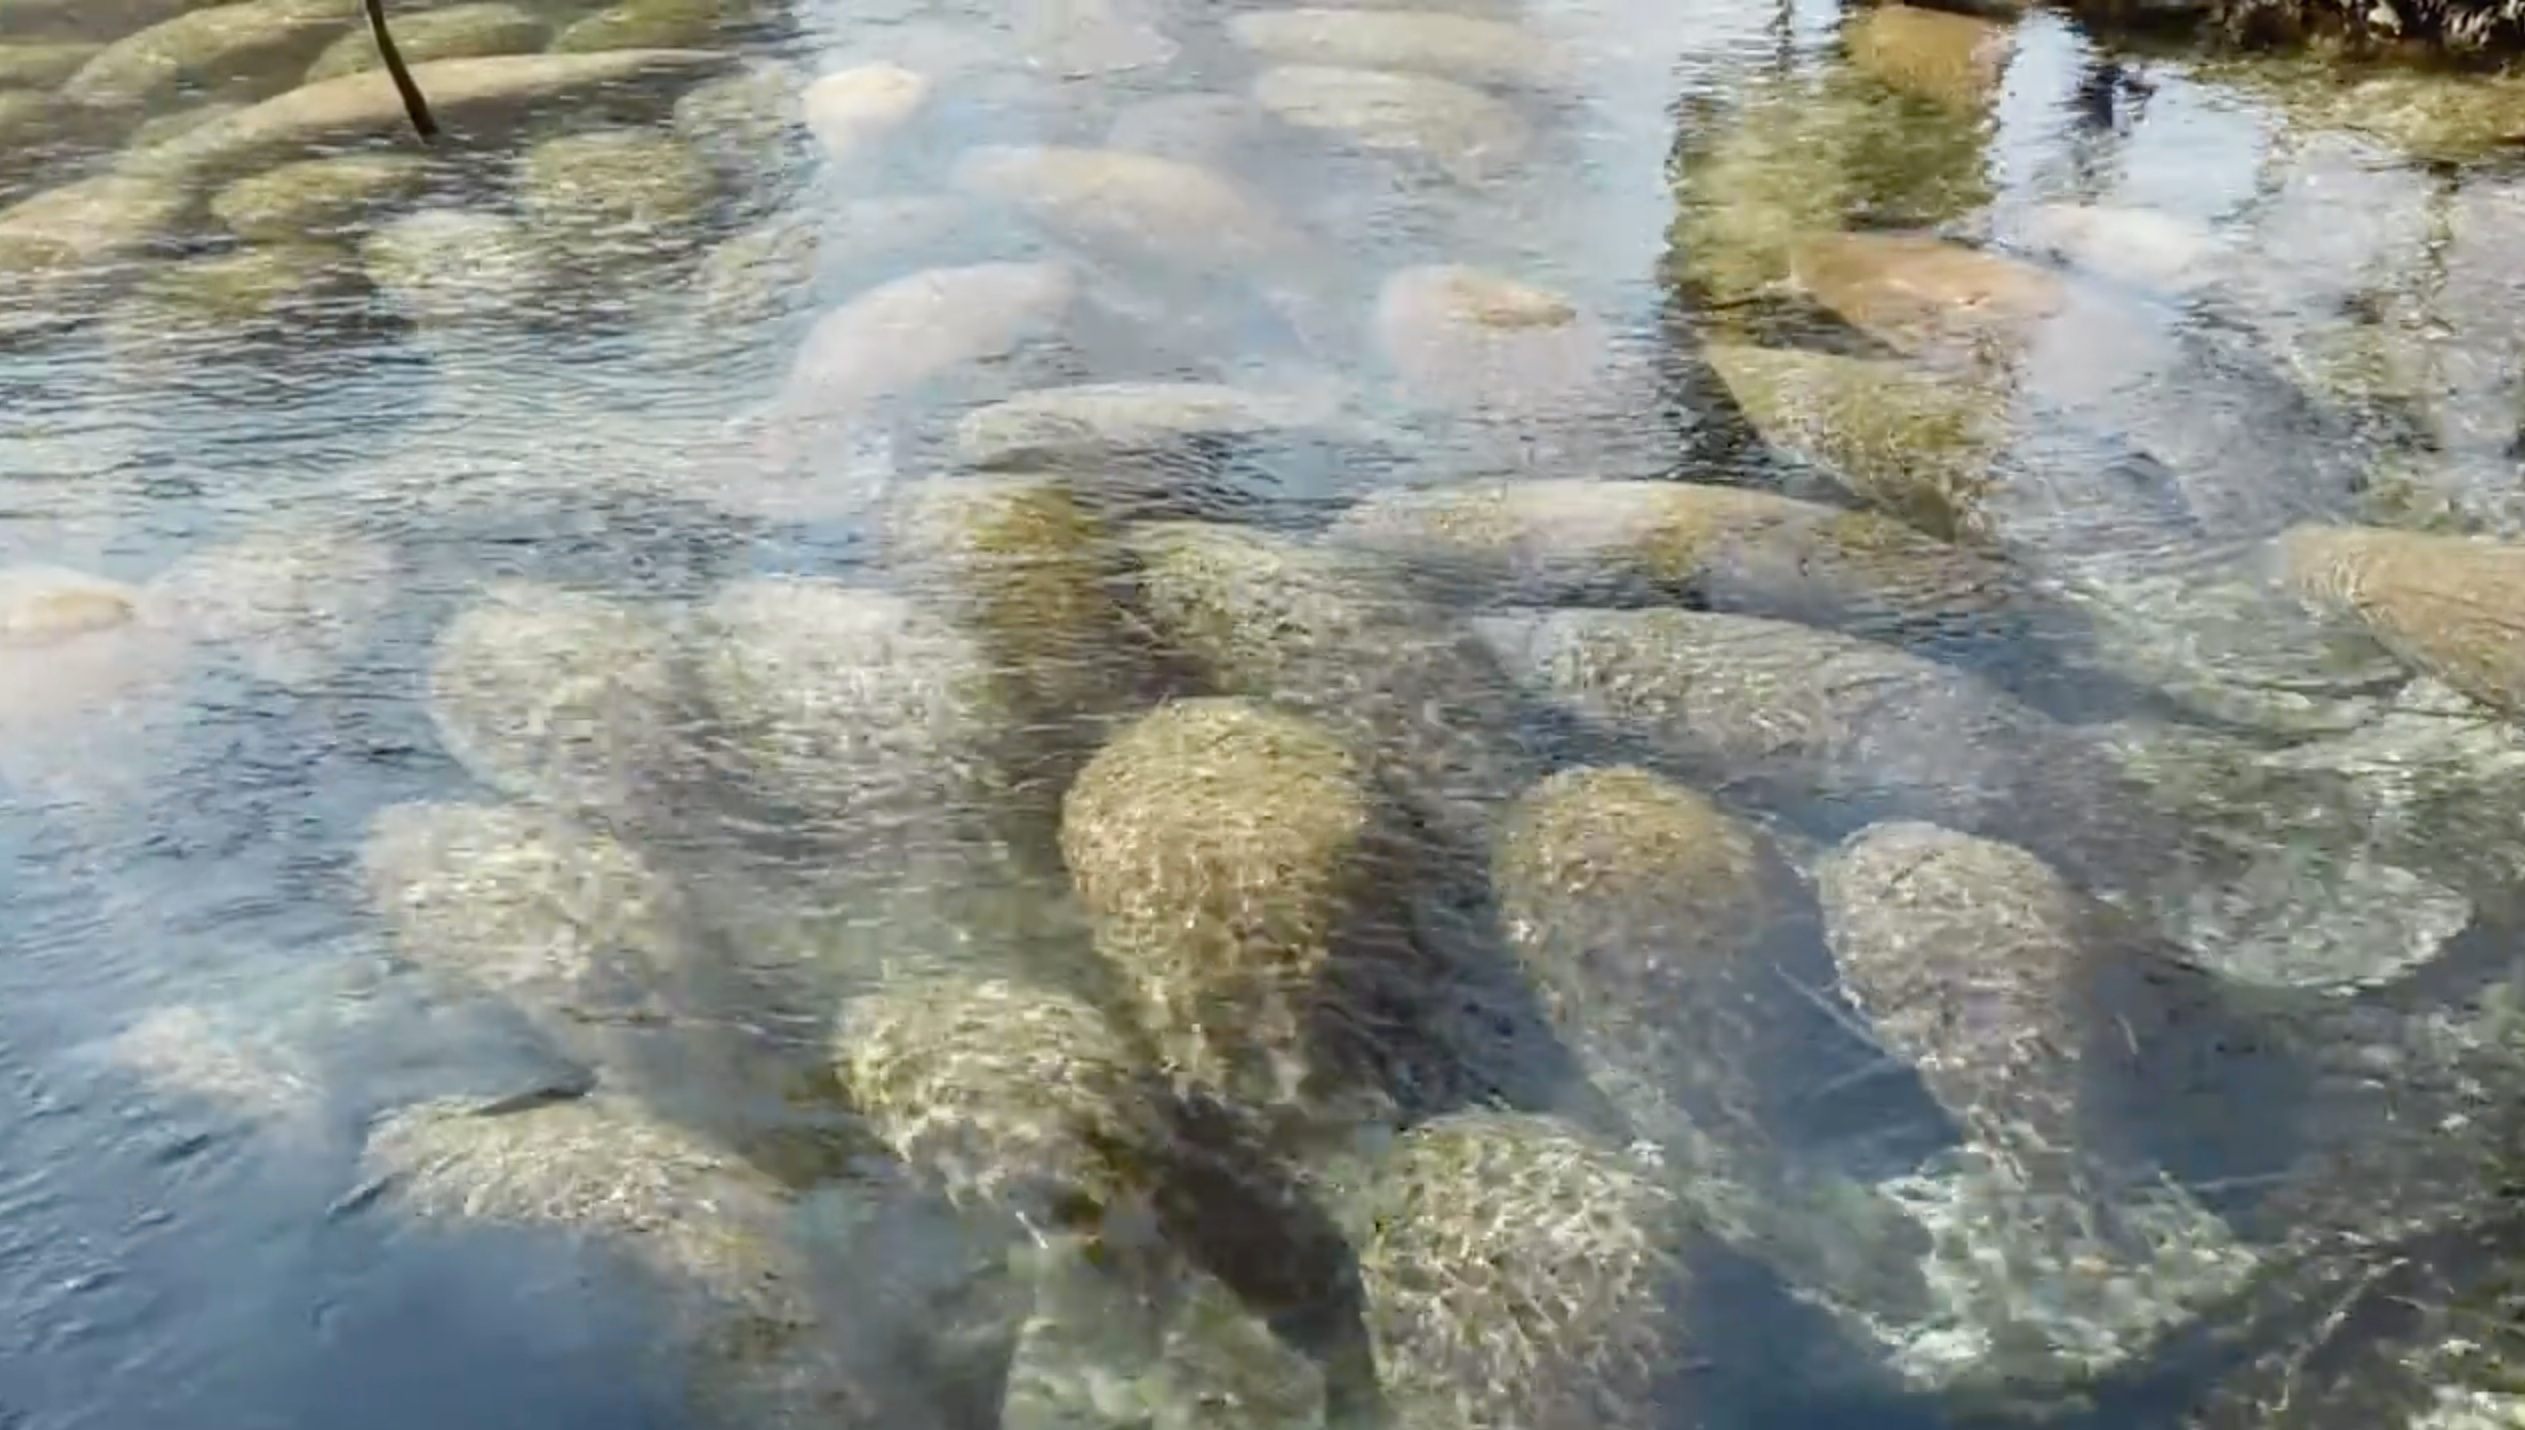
[6,0,2525,1425]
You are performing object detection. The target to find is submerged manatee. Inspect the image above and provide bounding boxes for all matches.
[1062,699,1373,1119]
[949,145,1305,274]
[62,0,350,112]
[1475,607,2156,885]
[303,2,547,81]
[689,579,1009,850]
[2282,524,2525,716]
[837,971,1159,1230]
[1327,478,2053,663]
[1126,521,1538,861]
[211,152,431,242]
[1254,65,1530,182]
[1228,9,1560,86]
[1339,1110,1685,1430]
[364,1092,802,1316]
[799,62,928,165]
[1844,3,2013,113]
[361,800,688,1045]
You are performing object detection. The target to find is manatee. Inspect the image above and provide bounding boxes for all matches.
[1061,699,1373,1118]
[1126,521,1539,859]
[1475,607,2163,888]
[837,971,1159,1229]
[142,521,396,686]
[1339,1110,1685,1430]
[302,2,546,81]
[0,41,98,87]
[687,578,1009,849]
[799,62,927,165]
[363,1092,803,1316]
[2282,523,2525,717]
[1014,0,1178,76]
[361,799,688,1044]
[551,0,759,51]
[954,381,1348,472]
[1373,265,1613,419]
[1703,342,2004,544]
[949,144,1305,273]
[425,581,685,816]
[1789,229,2067,362]
[1228,9,1560,86]
[361,208,546,327]
[62,0,350,112]
[1844,3,2013,113]
[1326,478,2048,658]
[211,152,431,242]
[1253,65,1528,182]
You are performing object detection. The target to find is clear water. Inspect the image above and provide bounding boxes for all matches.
[5,0,2525,1426]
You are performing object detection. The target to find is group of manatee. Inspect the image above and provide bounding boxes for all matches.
[10,0,2525,1425]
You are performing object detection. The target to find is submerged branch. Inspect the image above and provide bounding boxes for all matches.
[364,0,439,141]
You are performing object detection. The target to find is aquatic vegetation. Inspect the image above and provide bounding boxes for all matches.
[1343,1110,1684,1430]
[2283,523,2525,716]
[1253,65,1529,183]
[836,971,1159,1228]
[425,581,684,816]
[1061,699,1370,1116]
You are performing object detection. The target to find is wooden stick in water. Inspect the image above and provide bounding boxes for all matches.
[364,0,439,140]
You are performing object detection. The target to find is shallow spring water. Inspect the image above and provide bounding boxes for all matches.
[7,0,2525,1425]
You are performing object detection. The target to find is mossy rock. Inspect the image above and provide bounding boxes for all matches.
[1494,765,1793,1141]
[2283,523,2525,715]
[551,0,759,51]
[688,578,1009,841]
[362,207,546,325]
[211,152,432,241]
[515,127,718,261]
[361,798,686,1032]
[0,40,98,86]
[303,2,548,81]
[1061,698,1369,1112]
[1705,342,2003,543]
[61,0,351,111]
[1345,1110,1683,1430]
[836,971,1158,1227]
[424,580,685,816]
